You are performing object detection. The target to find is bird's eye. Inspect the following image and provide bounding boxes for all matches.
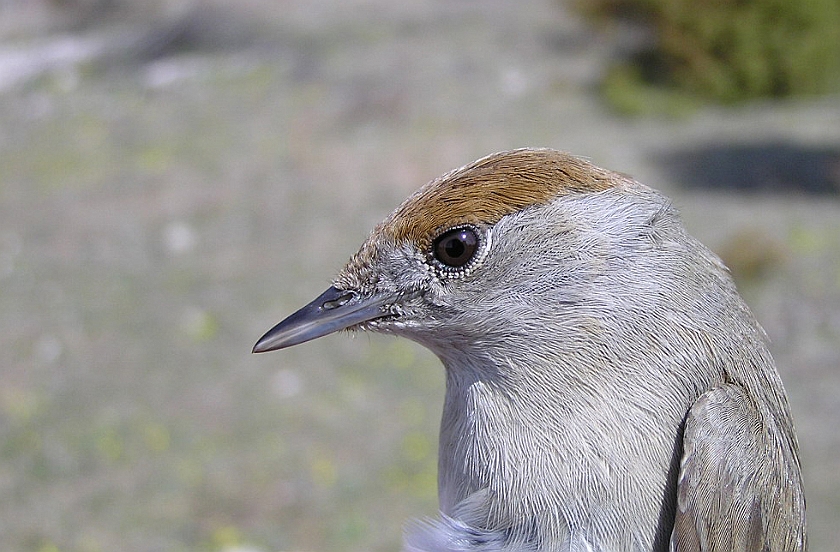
[433,227,479,268]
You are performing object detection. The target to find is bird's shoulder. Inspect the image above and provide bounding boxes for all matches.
[671,384,807,552]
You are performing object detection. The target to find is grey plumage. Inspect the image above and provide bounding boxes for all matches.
[254,149,807,551]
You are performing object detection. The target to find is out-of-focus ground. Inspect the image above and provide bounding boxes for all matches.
[0,1,838,551]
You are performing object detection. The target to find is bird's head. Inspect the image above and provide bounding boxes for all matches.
[253,148,692,367]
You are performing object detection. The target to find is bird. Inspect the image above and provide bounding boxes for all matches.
[253,148,807,552]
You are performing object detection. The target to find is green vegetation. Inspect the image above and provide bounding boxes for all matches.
[579,0,840,112]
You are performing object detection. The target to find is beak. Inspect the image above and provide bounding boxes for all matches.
[252,286,392,353]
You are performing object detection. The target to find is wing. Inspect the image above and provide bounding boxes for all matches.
[670,384,806,552]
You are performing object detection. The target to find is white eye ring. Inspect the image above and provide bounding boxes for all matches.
[433,227,479,267]
[429,225,491,279]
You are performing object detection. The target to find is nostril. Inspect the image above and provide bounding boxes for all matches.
[322,291,355,310]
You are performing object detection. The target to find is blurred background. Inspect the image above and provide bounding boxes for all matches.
[0,0,838,551]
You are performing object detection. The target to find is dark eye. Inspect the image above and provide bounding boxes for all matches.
[433,227,479,268]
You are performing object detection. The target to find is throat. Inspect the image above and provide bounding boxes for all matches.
[435,371,583,551]
[431,345,679,551]
[437,369,533,516]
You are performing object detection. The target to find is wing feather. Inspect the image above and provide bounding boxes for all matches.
[670,384,806,552]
